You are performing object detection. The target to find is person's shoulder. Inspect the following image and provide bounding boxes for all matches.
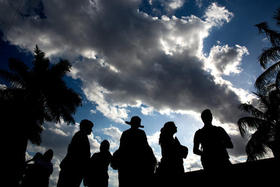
[90,152,101,162]
[214,125,226,131]
[137,128,145,133]
[71,131,81,141]
[73,130,80,136]
[213,126,228,135]
[91,152,99,157]
[121,129,131,135]
[194,128,203,139]
[137,129,147,137]
[195,128,204,134]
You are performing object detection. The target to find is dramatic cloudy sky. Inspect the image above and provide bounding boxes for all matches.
[1,0,279,186]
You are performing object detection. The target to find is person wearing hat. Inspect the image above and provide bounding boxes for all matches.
[57,119,94,187]
[116,116,156,187]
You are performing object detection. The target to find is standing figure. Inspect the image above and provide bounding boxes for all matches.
[193,109,233,172]
[116,116,156,187]
[57,119,94,187]
[157,121,188,186]
[21,149,53,187]
[84,140,112,187]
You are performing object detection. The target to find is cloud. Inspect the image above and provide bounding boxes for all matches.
[206,44,249,76]
[147,131,160,146]
[166,0,185,10]
[0,84,7,89]
[0,1,249,125]
[141,105,154,115]
[195,0,203,8]
[145,0,185,15]
[108,169,119,187]
[204,2,233,27]
[0,1,254,185]
[102,125,123,150]
[90,109,97,114]
[185,153,202,171]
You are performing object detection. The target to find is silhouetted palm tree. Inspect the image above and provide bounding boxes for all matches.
[238,90,280,161]
[0,45,82,185]
[255,8,280,95]
[238,8,280,161]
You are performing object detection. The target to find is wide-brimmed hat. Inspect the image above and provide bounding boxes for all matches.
[125,116,144,128]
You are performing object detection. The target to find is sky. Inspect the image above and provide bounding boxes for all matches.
[0,0,280,186]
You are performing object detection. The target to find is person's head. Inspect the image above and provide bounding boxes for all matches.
[201,109,213,126]
[43,149,53,162]
[125,116,144,129]
[100,140,110,152]
[162,121,177,135]
[80,119,94,135]
[159,121,177,144]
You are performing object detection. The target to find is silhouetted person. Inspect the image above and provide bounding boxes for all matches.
[193,109,233,172]
[115,116,156,187]
[21,149,53,187]
[20,152,43,187]
[57,119,94,187]
[84,140,112,187]
[157,121,188,186]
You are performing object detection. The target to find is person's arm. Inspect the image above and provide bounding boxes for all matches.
[193,132,203,155]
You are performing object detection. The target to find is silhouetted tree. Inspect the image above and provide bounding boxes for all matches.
[255,8,280,95]
[238,9,280,161]
[0,45,82,186]
[238,91,280,160]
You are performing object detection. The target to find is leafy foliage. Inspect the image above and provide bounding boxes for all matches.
[0,45,82,144]
[238,8,280,161]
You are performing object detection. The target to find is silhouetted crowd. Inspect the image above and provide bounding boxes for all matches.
[19,109,233,187]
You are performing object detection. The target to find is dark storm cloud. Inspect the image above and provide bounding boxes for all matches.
[229,134,247,157]
[0,0,248,124]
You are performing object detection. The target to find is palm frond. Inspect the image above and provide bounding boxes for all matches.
[251,92,270,112]
[246,124,275,161]
[246,135,268,161]
[258,47,280,69]
[0,69,24,88]
[237,117,267,137]
[255,22,268,34]
[276,71,280,90]
[255,60,280,93]
[239,103,266,119]
[273,8,280,25]
[255,22,280,48]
